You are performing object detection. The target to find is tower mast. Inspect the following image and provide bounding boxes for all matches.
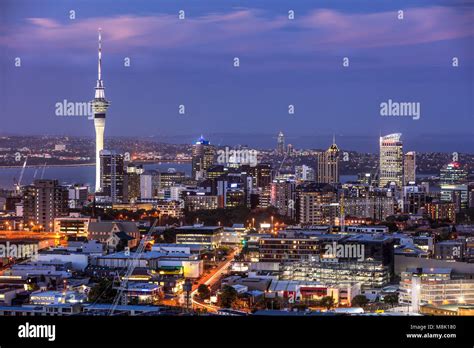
[92,28,110,192]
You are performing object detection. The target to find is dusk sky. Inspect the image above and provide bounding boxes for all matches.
[1,0,473,152]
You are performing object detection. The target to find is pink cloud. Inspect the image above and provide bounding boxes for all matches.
[1,6,471,56]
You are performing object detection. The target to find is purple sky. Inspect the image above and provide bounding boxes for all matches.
[1,0,473,152]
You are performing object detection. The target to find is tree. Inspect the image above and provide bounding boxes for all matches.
[218,285,238,308]
[197,284,211,300]
[383,293,399,307]
[351,295,369,307]
[319,296,335,310]
[88,279,117,303]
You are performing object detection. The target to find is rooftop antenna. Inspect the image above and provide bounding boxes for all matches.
[98,28,102,82]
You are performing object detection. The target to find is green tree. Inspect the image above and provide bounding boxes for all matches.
[383,293,399,307]
[351,295,369,307]
[218,285,238,308]
[197,284,211,300]
[319,296,335,310]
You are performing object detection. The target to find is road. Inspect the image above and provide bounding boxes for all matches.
[190,249,237,312]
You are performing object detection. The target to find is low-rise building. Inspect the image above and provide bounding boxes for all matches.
[29,290,87,305]
[88,221,140,250]
[174,225,223,248]
[399,267,474,313]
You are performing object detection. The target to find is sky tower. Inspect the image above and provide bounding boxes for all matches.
[92,28,110,192]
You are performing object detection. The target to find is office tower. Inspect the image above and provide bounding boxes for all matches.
[402,185,427,214]
[295,165,315,182]
[92,29,110,193]
[403,151,416,186]
[287,143,294,156]
[425,202,456,223]
[22,180,68,232]
[99,150,124,203]
[226,188,246,208]
[343,195,395,222]
[440,162,468,185]
[184,195,219,211]
[379,133,403,188]
[124,163,144,202]
[140,170,160,199]
[297,183,338,225]
[317,138,340,184]
[440,184,468,212]
[160,170,186,188]
[270,179,296,219]
[276,234,395,288]
[440,163,468,212]
[68,184,89,209]
[256,186,272,208]
[245,163,272,189]
[277,131,285,155]
[192,136,215,180]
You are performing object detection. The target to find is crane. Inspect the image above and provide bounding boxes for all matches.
[40,162,47,179]
[14,157,28,194]
[108,218,158,315]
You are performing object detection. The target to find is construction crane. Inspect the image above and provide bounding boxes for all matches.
[40,162,47,179]
[108,218,158,315]
[14,157,28,195]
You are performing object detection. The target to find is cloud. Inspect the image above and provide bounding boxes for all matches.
[1,6,472,64]
[297,6,473,49]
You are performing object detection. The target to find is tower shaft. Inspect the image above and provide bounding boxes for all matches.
[92,28,110,192]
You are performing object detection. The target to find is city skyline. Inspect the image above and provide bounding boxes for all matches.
[0,1,473,340]
[1,0,473,151]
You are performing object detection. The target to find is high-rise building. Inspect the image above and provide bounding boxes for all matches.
[425,202,456,223]
[317,138,340,184]
[249,163,272,189]
[99,150,125,203]
[402,185,427,214]
[124,163,144,202]
[287,143,294,156]
[379,133,403,188]
[192,136,215,180]
[344,195,395,222]
[277,131,285,155]
[68,184,89,209]
[403,151,416,186]
[160,170,186,188]
[297,183,338,225]
[256,186,272,209]
[92,29,110,193]
[270,179,296,219]
[140,171,160,199]
[440,184,468,212]
[440,162,468,185]
[22,180,68,232]
[295,165,315,182]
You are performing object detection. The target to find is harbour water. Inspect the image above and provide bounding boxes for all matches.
[0,163,192,190]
